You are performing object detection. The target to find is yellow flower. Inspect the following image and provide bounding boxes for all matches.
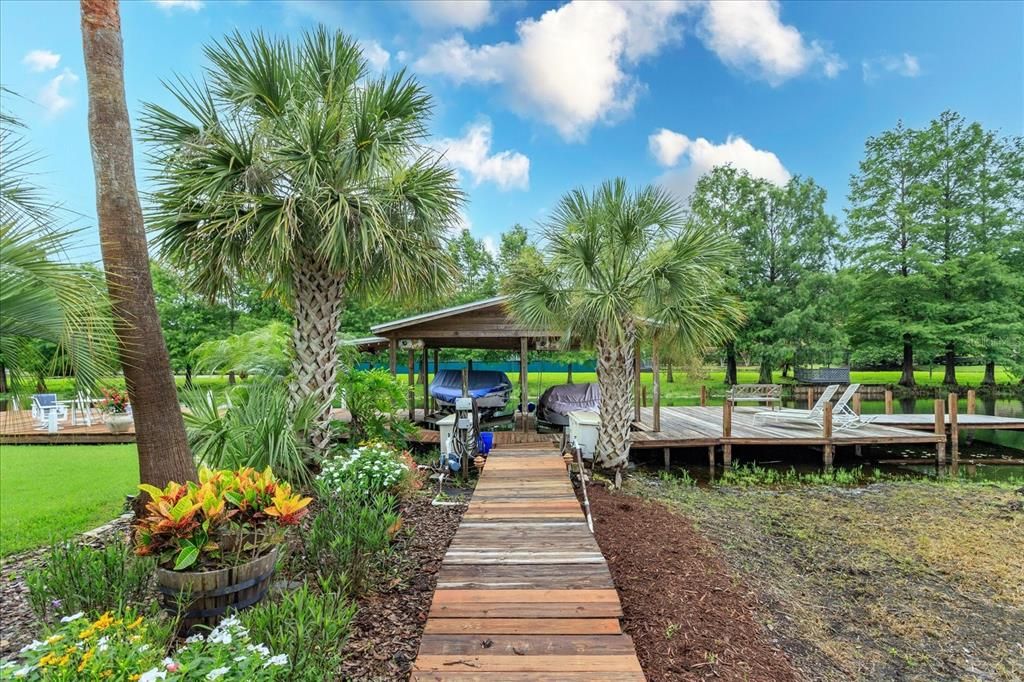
[126,615,145,630]
[100,671,113,679]
[38,652,58,667]
[130,675,141,681]
[77,647,95,671]
[93,612,115,630]
[45,634,63,644]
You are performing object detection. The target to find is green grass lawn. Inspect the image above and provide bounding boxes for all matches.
[0,444,139,557]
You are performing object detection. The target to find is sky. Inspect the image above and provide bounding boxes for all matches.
[1,0,1022,261]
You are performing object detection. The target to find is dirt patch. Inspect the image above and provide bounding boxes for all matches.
[588,483,800,681]
[339,493,464,680]
[639,474,1024,681]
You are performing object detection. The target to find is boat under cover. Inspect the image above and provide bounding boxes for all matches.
[536,382,601,426]
[430,369,514,411]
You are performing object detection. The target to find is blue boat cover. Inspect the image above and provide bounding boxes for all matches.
[430,369,513,402]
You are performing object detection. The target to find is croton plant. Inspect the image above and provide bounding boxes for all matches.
[134,467,312,571]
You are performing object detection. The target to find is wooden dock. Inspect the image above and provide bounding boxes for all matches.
[412,446,643,681]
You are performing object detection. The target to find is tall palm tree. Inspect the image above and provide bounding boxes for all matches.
[81,0,196,488]
[141,28,462,441]
[0,94,114,395]
[505,179,742,485]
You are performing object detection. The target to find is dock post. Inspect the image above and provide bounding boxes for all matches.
[388,338,397,377]
[641,386,648,408]
[707,445,715,474]
[421,349,429,419]
[884,389,893,415]
[407,350,415,420]
[722,399,733,468]
[633,349,642,423]
[948,392,959,472]
[700,385,707,407]
[520,337,529,433]
[852,392,861,415]
[663,447,670,471]
[432,349,440,410]
[967,389,976,415]
[934,398,946,474]
[806,387,814,409]
[651,343,661,432]
[822,401,834,471]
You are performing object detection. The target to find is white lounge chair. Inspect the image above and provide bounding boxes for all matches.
[71,392,99,426]
[31,393,68,431]
[753,384,840,428]
[831,384,877,430]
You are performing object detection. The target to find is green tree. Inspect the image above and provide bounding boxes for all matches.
[447,229,498,303]
[142,28,463,440]
[497,223,530,274]
[846,121,933,386]
[505,179,741,485]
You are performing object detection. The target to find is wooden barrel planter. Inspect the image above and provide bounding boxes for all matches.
[155,547,278,633]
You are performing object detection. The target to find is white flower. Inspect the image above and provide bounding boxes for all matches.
[13,666,36,678]
[234,655,246,662]
[185,633,205,645]
[59,611,85,623]
[162,657,175,666]
[206,666,230,680]
[219,615,240,629]
[97,636,110,652]
[208,630,232,645]
[0,662,15,670]
[246,643,270,657]
[263,653,289,668]
[139,669,167,682]
[138,644,152,652]
[18,640,44,654]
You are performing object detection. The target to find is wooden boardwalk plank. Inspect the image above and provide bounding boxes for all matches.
[413,444,643,680]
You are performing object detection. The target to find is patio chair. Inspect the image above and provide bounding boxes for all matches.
[31,393,68,429]
[830,384,877,430]
[753,384,840,428]
[72,392,97,427]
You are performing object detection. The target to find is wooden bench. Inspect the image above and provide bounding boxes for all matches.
[728,384,781,409]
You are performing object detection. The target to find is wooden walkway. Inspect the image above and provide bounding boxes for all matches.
[412,446,643,681]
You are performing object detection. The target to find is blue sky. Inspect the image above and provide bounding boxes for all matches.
[2,0,1021,261]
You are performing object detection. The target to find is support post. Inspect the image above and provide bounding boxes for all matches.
[407,349,415,420]
[467,358,474,373]
[700,385,707,407]
[967,389,976,415]
[663,447,670,471]
[520,337,529,433]
[388,339,397,377]
[707,445,716,474]
[641,386,648,408]
[852,392,861,416]
[884,389,893,415]
[722,399,733,467]
[633,347,641,423]
[421,350,429,418]
[948,392,959,469]
[822,401,834,471]
[934,398,946,474]
[652,342,661,432]
[432,348,440,410]
[806,387,814,410]
[461,366,469,397]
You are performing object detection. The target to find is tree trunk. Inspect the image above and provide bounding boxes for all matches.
[725,342,738,385]
[666,361,674,383]
[0,362,7,394]
[288,259,344,447]
[758,357,772,384]
[35,376,47,392]
[981,360,996,387]
[566,362,573,384]
[81,0,196,492]
[594,331,634,487]
[228,371,236,386]
[942,342,958,386]
[184,363,194,390]
[899,336,916,387]
[781,362,790,379]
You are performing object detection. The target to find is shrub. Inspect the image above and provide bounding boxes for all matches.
[182,378,324,486]
[317,442,413,498]
[304,482,399,595]
[337,368,417,447]
[134,467,311,571]
[240,580,356,681]
[2,610,291,681]
[25,540,154,622]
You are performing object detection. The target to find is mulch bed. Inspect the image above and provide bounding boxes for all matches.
[339,493,464,680]
[588,483,799,682]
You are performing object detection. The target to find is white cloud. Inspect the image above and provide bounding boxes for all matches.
[653,131,790,200]
[38,69,78,119]
[436,120,530,191]
[862,53,921,83]
[408,0,493,30]
[153,0,203,11]
[482,236,497,257]
[649,128,690,167]
[359,40,390,72]
[23,50,60,72]
[415,1,695,141]
[698,0,843,85]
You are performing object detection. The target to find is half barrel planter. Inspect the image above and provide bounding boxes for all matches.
[155,547,278,633]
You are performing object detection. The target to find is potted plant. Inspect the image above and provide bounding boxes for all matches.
[101,387,133,433]
[134,466,311,632]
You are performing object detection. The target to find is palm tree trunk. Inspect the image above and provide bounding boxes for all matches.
[288,259,343,446]
[81,0,195,490]
[595,331,634,488]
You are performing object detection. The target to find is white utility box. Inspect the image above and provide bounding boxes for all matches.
[437,413,456,453]
[567,410,600,461]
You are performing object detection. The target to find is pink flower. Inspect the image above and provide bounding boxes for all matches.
[165,662,180,673]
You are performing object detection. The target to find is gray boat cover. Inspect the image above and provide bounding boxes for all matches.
[536,382,601,426]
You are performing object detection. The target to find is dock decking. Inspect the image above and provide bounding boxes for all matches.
[412,446,643,681]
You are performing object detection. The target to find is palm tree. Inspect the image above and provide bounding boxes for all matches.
[141,28,462,442]
[81,0,196,488]
[0,94,114,395]
[504,179,742,485]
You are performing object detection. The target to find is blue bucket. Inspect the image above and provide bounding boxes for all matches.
[479,432,494,454]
